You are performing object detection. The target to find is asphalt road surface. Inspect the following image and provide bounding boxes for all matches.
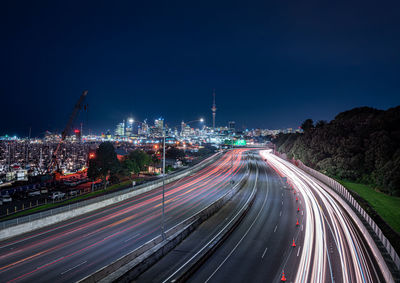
[137,151,299,283]
[261,150,387,283]
[140,150,390,283]
[0,149,249,283]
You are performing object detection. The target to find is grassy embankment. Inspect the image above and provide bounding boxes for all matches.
[339,180,400,234]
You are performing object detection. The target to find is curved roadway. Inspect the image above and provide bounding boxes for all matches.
[0,149,249,283]
[261,150,387,283]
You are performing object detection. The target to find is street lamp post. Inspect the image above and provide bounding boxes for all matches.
[180,118,205,136]
[231,136,234,183]
[160,118,203,240]
[161,128,166,239]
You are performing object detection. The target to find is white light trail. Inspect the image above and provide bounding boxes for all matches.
[260,150,376,283]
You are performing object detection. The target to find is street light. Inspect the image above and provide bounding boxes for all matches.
[160,117,203,240]
[161,127,166,239]
[183,118,204,125]
[180,118,205,136]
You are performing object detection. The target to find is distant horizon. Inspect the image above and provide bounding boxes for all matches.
[2,1,399,138]
[1,104,399,138]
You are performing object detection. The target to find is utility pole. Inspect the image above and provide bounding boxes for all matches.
[231,137,234,184]
[161,128,166,239]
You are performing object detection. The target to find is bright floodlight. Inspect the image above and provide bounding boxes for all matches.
[128,118,134,123]
[200,118,204,122]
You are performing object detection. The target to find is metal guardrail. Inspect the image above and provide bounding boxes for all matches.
[291,158,400,271]
[0,152,222,230]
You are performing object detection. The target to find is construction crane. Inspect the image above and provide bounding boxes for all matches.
[47,90,88,173]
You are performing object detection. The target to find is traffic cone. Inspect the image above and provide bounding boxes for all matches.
[292,239,296,247]
[296,197,298,202]
[297,206,300,213]
[281,271,287,281]
[296,219,299,226]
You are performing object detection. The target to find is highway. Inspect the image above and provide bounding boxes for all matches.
[137,151,300,283]
[261,150,387,283]
[143,149,390,283]
[0,149,249,283]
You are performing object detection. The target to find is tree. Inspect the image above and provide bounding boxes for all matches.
[122,149,152,176]
[166,147,185,160]
[300,119,314,132]
[272,106,400,196]
[87,142,120,189]
[315,120,327,128]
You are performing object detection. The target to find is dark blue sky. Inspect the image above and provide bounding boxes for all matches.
[1,0,399,136]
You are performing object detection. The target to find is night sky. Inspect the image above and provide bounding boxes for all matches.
[1,0,399,137]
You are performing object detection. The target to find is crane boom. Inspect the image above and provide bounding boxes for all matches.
[48,90,88,172]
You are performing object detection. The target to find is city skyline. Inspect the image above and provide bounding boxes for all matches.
[1,1,400,136]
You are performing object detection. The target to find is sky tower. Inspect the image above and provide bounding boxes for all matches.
[211,89,217,130]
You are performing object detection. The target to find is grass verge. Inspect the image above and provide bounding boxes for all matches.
[338,180,400,234]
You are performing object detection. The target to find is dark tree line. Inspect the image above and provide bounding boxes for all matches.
[274,106,400,196]
[87,142,153,186]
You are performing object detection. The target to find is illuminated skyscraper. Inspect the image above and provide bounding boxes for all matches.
[155,118,164,136]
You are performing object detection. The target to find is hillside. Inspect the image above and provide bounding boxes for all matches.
[274,106,400,196]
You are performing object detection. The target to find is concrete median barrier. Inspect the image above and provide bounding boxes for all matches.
[79,158,253,283]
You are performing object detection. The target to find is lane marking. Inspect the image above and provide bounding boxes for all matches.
[274,225,278,233]
[203,168,265,283]
[103,231,120,240]
[60,261,87,275]
[36,257,63,270]
[279,211,282,217]
[281,201,283,205]
[261,247,268,259]
[297,246,301,257]
[124,233,141,243]
[301,224,303,231]
[162,164,259,283]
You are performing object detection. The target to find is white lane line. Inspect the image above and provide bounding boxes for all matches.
[301,224,303,231]
[103,231,119,240]
[279,211,282,217]
[300,200,302,205]
[301,211,303,215]
[297,246,301,257]
[37,257,63,269]
[60,261,87,275]
[274,225,278,233]
[162,166,260,283]
[261,247,268,259]
[203,170,266,283]
[281,201,283,205]
[124,233,141,242]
